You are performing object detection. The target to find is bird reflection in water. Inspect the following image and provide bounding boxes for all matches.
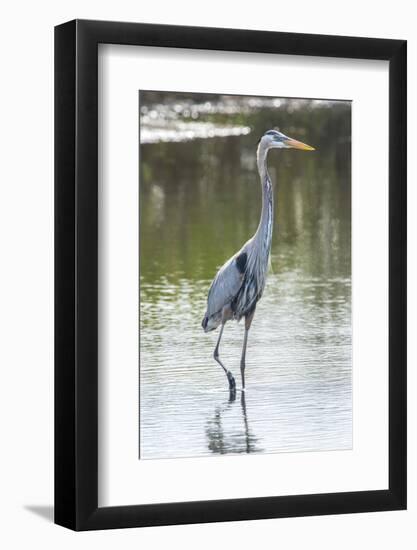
[205,391,261,455]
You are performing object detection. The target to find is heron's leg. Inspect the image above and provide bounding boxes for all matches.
[241,307,256,390]
[214,319,236,391]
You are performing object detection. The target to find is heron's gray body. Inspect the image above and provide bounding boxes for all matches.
[202,141,274,333]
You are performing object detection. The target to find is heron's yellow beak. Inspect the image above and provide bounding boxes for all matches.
[284,138,315,151]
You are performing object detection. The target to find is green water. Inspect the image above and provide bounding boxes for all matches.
[139,93,351,459]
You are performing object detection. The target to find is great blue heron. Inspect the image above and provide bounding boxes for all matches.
[202,129,315,391]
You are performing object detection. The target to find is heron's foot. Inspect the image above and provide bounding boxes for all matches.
[226,371,236,391]
[228,387,237,402]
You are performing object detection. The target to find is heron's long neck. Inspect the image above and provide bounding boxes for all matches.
[254,144,274,253]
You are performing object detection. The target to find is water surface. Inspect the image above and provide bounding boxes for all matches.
[139,92,352,459]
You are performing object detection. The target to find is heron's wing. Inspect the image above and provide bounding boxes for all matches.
[206,251,247,318]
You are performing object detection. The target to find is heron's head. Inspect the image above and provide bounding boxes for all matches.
[260,129,315,151]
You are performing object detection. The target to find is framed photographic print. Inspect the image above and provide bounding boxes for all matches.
[55,20,406,530]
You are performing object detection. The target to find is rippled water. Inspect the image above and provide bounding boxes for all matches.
[139,92,352,459]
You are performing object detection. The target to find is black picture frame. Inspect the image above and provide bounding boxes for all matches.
[55,19,407,531]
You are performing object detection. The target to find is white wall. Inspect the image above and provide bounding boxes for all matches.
[0,1,415,548]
